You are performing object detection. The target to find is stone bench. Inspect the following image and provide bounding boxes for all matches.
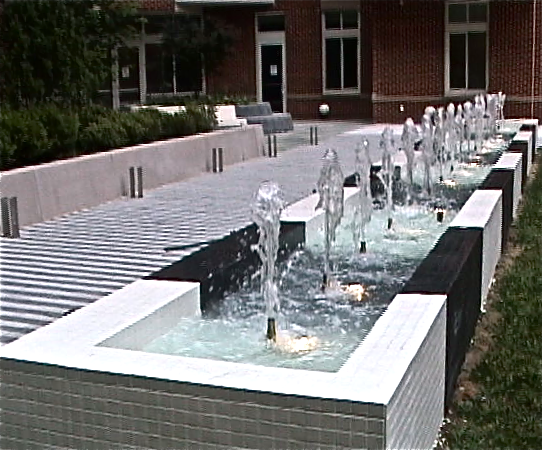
[235,102,294,135]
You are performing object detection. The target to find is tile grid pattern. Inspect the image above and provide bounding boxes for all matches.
[1,359,387,450]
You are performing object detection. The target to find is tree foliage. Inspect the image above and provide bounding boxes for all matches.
[0,0,139,108]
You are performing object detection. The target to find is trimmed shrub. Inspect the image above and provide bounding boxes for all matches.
[1,102,217,170]
[33,104,80,158]
[78,116,128,154]
[0,109,51,167]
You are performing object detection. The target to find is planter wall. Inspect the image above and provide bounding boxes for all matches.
[0,126,265,231]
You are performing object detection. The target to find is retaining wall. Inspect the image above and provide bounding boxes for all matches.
[0,126,265,230]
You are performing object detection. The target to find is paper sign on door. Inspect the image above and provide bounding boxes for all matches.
[270,65,278,76]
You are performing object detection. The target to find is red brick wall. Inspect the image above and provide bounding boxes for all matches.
[200,0,541,123]
[371,0,445,123]
[205,7,259,98]
[489,0,541,121]
[279,0,323,118]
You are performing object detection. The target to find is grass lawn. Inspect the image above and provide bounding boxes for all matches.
[441,154,542,449]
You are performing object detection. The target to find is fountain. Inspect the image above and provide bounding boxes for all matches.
[0,91,533,450]
[252,181,284,342]
[421,113,436,195]
[315,148,344,290]
[378,126,396,229]
[401,118,418,196]
[351,140,373,253]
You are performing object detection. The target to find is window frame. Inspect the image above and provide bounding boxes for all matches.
[322,9,360,95]
[445,1,489,95]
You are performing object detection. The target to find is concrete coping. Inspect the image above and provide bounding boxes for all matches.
[449,190,502,229]
[494,152,522,170]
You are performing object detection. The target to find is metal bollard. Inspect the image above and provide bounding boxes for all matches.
[310,126,319,146]
[136,166,143,198]
[218,147,224,172]
[1,196,20,238]
[1,197,11,237]
[273,135,277,157]
[212,148,218,173]
[268,135,272,157]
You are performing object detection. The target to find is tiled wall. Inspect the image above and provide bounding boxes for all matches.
[1,359,388,450]
[450,190,503,304]
[386,296,446,450]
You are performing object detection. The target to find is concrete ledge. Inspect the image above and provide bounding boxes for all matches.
[493,152,523,219]
[519,119,539,162]
[479,170,514,250]
[0,126,265,230]
[280,187,359,246]
[450,189,502,304]
[508,130,532,186]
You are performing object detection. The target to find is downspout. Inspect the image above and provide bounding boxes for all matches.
[531,0,537,118]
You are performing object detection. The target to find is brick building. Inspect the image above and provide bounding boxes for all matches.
[119,0,541,123]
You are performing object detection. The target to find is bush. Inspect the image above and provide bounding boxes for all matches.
[1,102,217,170]
[0,109,51,167]
[33,104,80,158]
[0,128,17,171]
[78,116,128,154]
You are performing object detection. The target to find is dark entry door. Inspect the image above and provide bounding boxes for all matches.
[118,46,140,104]
[261,44,283,113]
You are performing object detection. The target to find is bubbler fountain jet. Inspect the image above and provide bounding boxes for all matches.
[316,149,344,291]
[252,181,284,342]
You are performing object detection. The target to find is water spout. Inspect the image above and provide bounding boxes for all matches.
[352,140,372,253]
[316,149,344,290]
[252,181,284,342]
[379,126,396,228]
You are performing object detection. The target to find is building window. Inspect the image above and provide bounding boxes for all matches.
[323,10,359,93]
[446,1,488,92]
[144,16,203,96]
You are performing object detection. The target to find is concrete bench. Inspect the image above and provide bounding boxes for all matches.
[235,102,294,135]
[214,105,248,128]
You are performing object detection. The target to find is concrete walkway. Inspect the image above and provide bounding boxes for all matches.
[0,121,366,345]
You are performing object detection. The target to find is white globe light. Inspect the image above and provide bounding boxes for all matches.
[319,103,330,116]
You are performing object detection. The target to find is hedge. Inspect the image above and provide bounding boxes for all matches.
[0,103,216,171]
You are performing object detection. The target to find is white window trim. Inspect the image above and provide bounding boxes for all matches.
[322,9,360,95]
[445,1,489,96]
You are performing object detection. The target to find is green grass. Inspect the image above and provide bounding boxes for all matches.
[443,156,542,449]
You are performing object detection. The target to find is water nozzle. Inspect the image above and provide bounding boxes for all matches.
[359,241,367,253]
[387,217,393,229]
[321,272,328,292]
[266,317,277,342]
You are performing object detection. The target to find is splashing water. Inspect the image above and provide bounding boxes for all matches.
[252,181,284,339]
[352,140,372,252]
[421,114,435,196]
[316,149,344,289]
[379,126,396,227]
[401,117,418,191]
